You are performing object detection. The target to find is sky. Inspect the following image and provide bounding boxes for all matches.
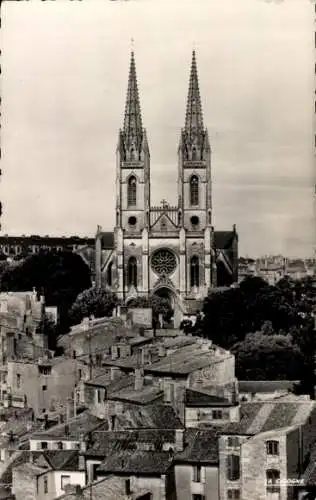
[1,0,315,258]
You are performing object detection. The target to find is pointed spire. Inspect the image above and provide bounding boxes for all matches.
[185,50,204,134]
[123,51,143,142]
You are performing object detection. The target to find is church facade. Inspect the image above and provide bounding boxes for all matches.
[95,50,238,325]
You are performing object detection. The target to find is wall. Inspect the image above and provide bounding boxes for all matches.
[12,468,37,500]
[174,464,218,500]
[29,439,81,452]
[188,354,235,388]
[7,358,85,415]
[239,433,288,500]
[185,405,239,428]
[51,470,86,499]
[131,475,165,500]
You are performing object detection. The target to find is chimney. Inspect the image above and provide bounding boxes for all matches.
[75,485,84,498]
[125,479,131,496]
[110,366,121,381]
[82,317,90,331]
[79,434,87,453]
[134,368,144,391]
[29,451,34,464]
[158,344,166,357]
[175,429,184,452]
[111,345,118,360]
[108,414,116,430]
[6,332,16,360]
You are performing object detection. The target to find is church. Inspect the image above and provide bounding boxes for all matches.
[94,50,238,326]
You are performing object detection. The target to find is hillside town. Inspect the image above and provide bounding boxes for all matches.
[1,1,315,497]
[0,274,312,500]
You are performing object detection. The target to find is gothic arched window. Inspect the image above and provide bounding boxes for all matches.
[127,257,137,287]
[190,256,199,287]
[192,147,197,160]
[107,262,113,287]
[190,175,199,206]
[127,176,137,207]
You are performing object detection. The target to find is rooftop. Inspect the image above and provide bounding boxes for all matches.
[86,429,177,457]
[175,428,219,464]
[185,388,233,407]
[97,450,174,475]
[31,411,103,441]
[56,475,150,500]
[223,401,315,435]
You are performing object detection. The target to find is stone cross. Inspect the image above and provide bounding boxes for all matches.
[161,199,169,209]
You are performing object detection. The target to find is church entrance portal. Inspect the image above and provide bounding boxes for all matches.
[153,287,182,329]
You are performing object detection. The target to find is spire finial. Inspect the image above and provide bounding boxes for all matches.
[123,49,143,153]
[131,37,134,52]
[184,49,204,133]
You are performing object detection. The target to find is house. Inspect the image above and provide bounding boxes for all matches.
[184,387,239,428]
[219,400,316,500]
[56,475,152,500]
[57,316,139,359]
[101,336,237,423]
[12,450,85,500]
[29,411,103,452]
[2,357,90,416]
[173,428,219,500]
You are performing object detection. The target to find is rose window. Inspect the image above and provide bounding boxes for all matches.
[151,249,177,276]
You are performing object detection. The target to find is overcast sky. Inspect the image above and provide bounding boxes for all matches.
[1,0,314,258]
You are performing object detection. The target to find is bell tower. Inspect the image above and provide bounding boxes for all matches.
[116,51,150,234]
[177,50,212,232]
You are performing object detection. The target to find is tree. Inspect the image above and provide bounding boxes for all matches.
[36,314,59,351]
[69,287,118,325]
[0,250,92,331]
[231,332,304,381]
[127,295,173,323]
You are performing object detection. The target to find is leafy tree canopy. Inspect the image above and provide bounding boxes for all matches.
[69,287,118,325]
[231,332,304,381]
[127,294,173,322]
[0,250,92,330]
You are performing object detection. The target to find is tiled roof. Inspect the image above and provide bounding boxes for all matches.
[39,450,80,471]
[223,401,315,435]
[111,385,163,405]
[56,475,151,500]
[238,380,298,394]
[214,231,235,249]
[31,411,103,440]
[86,429,176,456]
[97,450,173,475]
[185,389,232,407]
[113,403,183,431]
[146,342,226,375]
[175,428,219,464]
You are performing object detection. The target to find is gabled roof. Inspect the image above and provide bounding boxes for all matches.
[97,450,173,475]
[175,428,219,464]
[223,401,315,436]
[38,450,80,471]
[185,389,232,407]
[31,411,103,440]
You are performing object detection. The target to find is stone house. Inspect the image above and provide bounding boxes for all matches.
[173,428,219,500]
[219,400,316,500]
[12,450,85,500]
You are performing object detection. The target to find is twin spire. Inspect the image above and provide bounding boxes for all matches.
[123,50,205,140]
